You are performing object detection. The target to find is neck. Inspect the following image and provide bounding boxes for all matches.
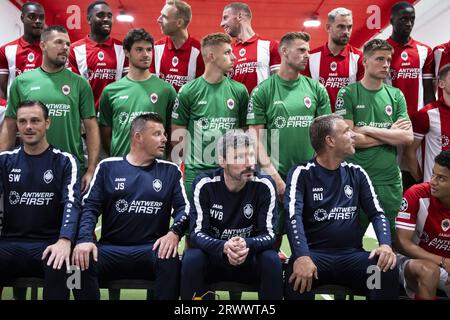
[223,172,246,192]
[170,29,189,49]
[23,140,49,155]
[236,24,255,43]
[127,67,152,81]
[278,64,299,81]
[41,60,64,74]
[316,152,342,170]
[202,66,225,84]
[361,75,383,90]
[90,33,109,44]
[391,33,410,46]
[439,195,450,210]
[126,151,154,167]
[443,92,450,106]
[327,41,345,56]
[23,33,39,44]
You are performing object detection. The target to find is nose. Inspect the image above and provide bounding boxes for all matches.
[157,15,162,24]
[231,52,236,61]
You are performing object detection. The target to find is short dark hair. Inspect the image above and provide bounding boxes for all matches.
[17,100,49,119]
[129,113,164,138]
[435,150,450,171]
[363,39,393,58]
[217,129,254,160]
[224,2,252,19]
[391,1,414,18]
[40,25,68,42]
[438,63,450,80]
[279,32,310,53]
[21,2,43,14]
[123,28,154,52]
[87,1,110,18]
[310,114,343,153]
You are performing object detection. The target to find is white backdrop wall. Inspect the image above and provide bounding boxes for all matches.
[0,1,22,45]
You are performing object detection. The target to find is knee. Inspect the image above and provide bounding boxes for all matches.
[182,249,207,272]
[415,261,440,287]
[257,250,282,270]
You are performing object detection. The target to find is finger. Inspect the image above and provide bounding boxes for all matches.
[47,251,56,266]
[65,256,70,272]
[391,254,397,269]
[368,249,376,260]
[42,247,50,260]
[71,250,77,266]
[299,277,307,294]
[81,179,87,194]
[314,269,319,280]
[153,239,160,251]
[306,276,313,292]
[84,251,90,270]
[93,246,98,262]
[165,243,174,259]
[172,245,178,258]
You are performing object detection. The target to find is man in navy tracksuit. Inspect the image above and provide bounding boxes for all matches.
[0,100,81,300]
[72,113,189,300]
[284,114,399,300]
[181,130,283,300]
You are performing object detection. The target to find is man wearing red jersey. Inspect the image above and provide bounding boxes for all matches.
[433,41,450,99]
[220,2,280,94]
[303,7,364,111]
[68,1,128,111]
[151,0,204,92]
[396,150,450,299]
[0,2,44,100]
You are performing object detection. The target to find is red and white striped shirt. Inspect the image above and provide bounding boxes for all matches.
[0,97,6,124]
[411,98,450,181]
[230,34,280,94]
[303,43,364,111]
[68,36,128,111]
[386,37,434,117]
[396,183,450,258]
[0,36,42,97]
[150,36,204,92]
[433,41,450,99]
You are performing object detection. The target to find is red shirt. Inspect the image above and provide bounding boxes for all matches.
[0,97,6,124]
[150,36,204,92]
[303,43,364,111]
[0,36,42,97]
[411,98,450,181]
[433,41,450,99]
[69,36,129,111]
[396,183,450,258]
[230,34,280,94]
[386,37,434,117]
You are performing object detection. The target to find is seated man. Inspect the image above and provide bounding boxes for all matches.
[72,113,189,300]
[284,114,398,300]
[395,150,450,299]
[181,130,282,300]
[0,100,81,300]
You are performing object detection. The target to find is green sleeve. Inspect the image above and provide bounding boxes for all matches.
[238,85,249,128]
[335,87,353,121]
[171,86,190,126]
[166,86,177,133]
[246,85,267,125]
[315,82,332,116]
[97,88,112,127]
[394,89,409,122]
[79,77,96,119]
[5,78,21,119]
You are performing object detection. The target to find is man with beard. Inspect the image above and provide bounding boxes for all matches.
[181,130,282,300]
[0,26,100,193]
[220,2,280,94]
[0,2,45,100]
[98,28,176,157]
[69,1,128,111]
[151,0,204,92]
[302,7,364,111]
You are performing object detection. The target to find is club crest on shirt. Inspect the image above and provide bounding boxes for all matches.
[27,52,35,62]
[150,93,158,104]
[344,185,353,199]
[226,98,235,110]
[304,96,312,109]
[239,48,246,57]
[401,51,408,61]
[243,204,253,219]
[172,56,179,67]
[441,135,449,147]
[43,170,54,184]
[442,219,450,232]
[153,179,162,192]
[98,51,105,61]
[330,61,337,71]
[385,105,393,116]
[62,85,71,96]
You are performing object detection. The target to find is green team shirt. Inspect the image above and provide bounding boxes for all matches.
[172,76,248,174]
[335,81,409,184]
[6,67,95,170]
[98,75,176,156]
[246,74,331,179]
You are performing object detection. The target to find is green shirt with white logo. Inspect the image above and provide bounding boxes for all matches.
[172,76,248,175]
[6,67,95,171]
[335,81,409,184]
[98,75,176,157]
[246,74,331,179]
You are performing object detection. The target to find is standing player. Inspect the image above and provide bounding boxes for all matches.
[0,100,81,300]
[433,40,450,99]
[220,2,280,94]
[303,7,364,110]
[0,98,6,125]
[284,114,398,300]
[335,38,413,237]
[98,28,176,157]
[72,113,189,300]
[171,33,248,198]
[68,1,128,111]
[395,150,450,299]
[0,26,100,192]
[181,130,282,300]
[152,0,204,92]
[0,2,45,100]
[405,63,450,182]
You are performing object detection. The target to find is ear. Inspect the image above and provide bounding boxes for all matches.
[325,135,335,148]
[45,117,51,130]
[438,79,445,89]
[325,23,331,32]
[124,49,130,59]
[39,40,45,51]
[20,14,25,23]
[218,155,226,168]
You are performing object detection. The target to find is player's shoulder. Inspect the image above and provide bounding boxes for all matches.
[110,37,123,45]
[382,83,404,97]
[252,172,276,190]
[404,182,431,201]
[347,44,363,55]
[97,156,125,169]
[193,168,222,188]
[155,158,181,173]
[70,37,88,48]
[227,77,248,93]
[188,36,202,48]
[50,146,79,164]
[0,146,22,161]
[178,76,202,93]
[288,159,317,178]
[0,37,21,50]
[410,38,432,51]
[433,41,449,52]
